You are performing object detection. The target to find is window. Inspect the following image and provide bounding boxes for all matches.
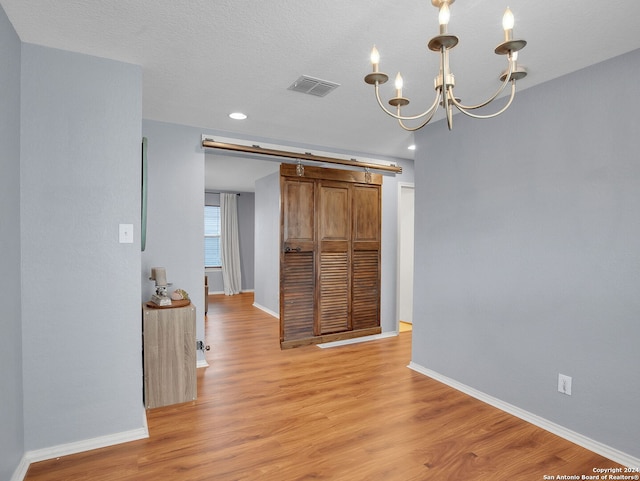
[205,205,221,267]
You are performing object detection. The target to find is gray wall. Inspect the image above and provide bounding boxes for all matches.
[20,44,144,451]
[412,49,640,458]
[0,6,24,479]
[254,172,281,315]
[205,191,256,293]
[141,120,205,354]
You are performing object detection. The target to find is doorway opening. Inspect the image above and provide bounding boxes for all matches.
[397,183,415,333]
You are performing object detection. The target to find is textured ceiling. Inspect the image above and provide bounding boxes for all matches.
[3,0,640,190]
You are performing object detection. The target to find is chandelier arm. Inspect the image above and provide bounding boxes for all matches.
[374,83,442,121]
[454,81,517,119]
[450,56,514,111]
[397,104,441,131]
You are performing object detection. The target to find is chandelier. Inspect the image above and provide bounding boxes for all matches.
[364,0,527,131]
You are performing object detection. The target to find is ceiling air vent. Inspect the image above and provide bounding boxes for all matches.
[288,75,340,97]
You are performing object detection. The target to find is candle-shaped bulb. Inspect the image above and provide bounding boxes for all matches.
[502,7,514,31]
[439,2,451,26]
[395,72,403,97]
[395,73,403,90]
[370,46,380,66]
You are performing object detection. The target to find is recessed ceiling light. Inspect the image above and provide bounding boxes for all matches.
[408,144,416,150]
[229,112,247,120]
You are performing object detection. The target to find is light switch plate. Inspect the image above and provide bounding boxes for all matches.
[119,224,134,243]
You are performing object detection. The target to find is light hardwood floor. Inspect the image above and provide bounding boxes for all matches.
[26,293,622,480]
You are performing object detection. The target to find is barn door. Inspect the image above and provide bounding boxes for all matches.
[280,164,382,348]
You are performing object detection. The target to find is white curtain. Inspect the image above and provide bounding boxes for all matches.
[220,193,242,295]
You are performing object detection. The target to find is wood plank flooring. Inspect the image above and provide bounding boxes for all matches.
[26,293,623,480]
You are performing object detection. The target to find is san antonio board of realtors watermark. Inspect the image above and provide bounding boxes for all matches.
[543,467,640,480]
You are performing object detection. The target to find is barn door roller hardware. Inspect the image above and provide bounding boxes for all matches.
[201,135,402,174]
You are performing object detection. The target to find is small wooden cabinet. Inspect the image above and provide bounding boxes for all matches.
[142,304,196,409]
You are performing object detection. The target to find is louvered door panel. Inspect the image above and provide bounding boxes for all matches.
[281,251,315,340]
[318,252,349,334]
[352,184,381,330]
[280,175,316,342]
[352,250,380,330]
[317,182,351,335]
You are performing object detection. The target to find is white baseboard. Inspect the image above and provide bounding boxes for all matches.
[252,302,279,319]
[10,455,30,481]
[197,358,209,368]
[318,331,398,348]
[408,362,640,468]
[26,424,149,464]
[13,409,149,481]
[208,289,254,296]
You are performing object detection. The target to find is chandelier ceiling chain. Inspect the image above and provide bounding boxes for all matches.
[364,0,527,131]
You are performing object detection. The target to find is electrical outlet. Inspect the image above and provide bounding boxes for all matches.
[558,373,572,395]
